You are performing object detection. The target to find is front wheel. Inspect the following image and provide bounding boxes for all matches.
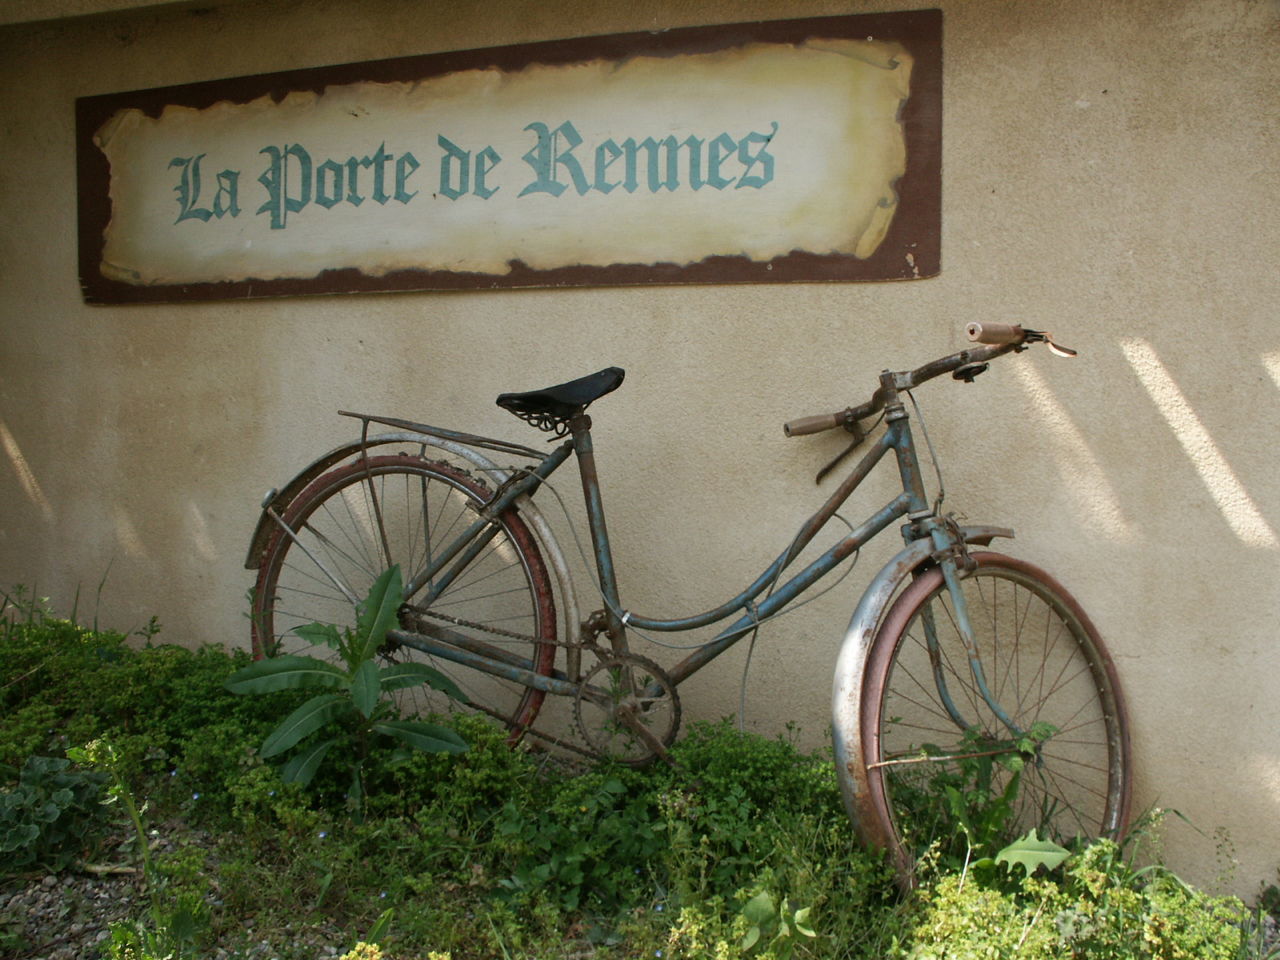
[855,552,1130,885]
[251,455,557,737]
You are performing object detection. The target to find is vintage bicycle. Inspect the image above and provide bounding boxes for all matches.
[243,322,1131,884]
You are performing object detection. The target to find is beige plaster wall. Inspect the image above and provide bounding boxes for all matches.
[1,0,1276,895]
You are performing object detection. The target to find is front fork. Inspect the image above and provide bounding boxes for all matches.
[917,518,1024,740]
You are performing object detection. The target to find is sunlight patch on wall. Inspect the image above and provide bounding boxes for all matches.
[0,419,54,522]
[112,504,148,558]
[1010,363,1136,541]
[1262,351,1280,392]
[1121,338,1278,549]
[1246,753,1280,804]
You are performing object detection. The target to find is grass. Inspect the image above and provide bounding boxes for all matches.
[1,587,1276,960]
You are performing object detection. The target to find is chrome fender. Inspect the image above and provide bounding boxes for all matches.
[243,432,581,654]
[831,524,1013,834]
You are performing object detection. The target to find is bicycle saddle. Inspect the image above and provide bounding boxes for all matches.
[496,366,625,434]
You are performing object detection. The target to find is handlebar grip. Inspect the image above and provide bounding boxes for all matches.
[966,321,1024,345]
[784,411,844,437]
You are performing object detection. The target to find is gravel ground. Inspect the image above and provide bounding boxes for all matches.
[1,860,353,960]
[0,826,351,960]
[1,869,131,960]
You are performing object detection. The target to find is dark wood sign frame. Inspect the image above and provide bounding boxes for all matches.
[76,9,941,304]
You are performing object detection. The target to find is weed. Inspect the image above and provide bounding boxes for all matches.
[0,755,109,873]
[3,589,1273,959]
[70,738,210,959]
[902,836,1248,959]
[225,566,467,818]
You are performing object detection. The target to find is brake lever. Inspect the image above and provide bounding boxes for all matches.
[815,418,866,484]
[1022,328,1078,358]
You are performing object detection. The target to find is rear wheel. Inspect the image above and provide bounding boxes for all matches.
[251,455,557,735]
[857,552,1130,884]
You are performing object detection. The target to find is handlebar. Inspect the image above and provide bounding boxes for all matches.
[783,411,848,437]
[783,323,1057,438]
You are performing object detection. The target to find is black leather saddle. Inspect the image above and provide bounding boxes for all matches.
[496,367,625,434]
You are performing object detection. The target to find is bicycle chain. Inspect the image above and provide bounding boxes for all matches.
[398,604,645,762]
[400,604,591,651]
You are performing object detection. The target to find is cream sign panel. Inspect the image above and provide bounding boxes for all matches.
[77,12,942,301]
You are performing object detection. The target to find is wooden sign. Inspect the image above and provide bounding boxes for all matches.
[76,10,941,303]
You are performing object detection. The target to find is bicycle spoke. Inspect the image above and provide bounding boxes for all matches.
[253,455,556,737]
[863,554,1129,885]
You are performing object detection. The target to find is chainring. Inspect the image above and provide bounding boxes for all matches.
[573,653,681,765]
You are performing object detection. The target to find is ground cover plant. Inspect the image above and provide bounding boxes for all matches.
[1,587,1277,960]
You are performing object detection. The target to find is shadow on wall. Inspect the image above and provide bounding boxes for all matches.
[1011,361,1136,541]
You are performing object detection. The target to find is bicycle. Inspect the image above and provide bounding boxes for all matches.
[243,321,1131,886]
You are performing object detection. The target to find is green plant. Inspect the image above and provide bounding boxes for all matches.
[995,830,1071,878]
[349,907,394,954]
[900,835,1248,960]
[225,566,468,815]
[1,590,300,798]
[0,754,109,872]
[655,721,843,901]
[1237,884,1280,960]
[495,769,666,912]
[886,720,1059,874]
[739,887,817,958]
[70,738,208,959]
[5,593,1265,960]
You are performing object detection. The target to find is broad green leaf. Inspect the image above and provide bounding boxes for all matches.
[794,906,817,938]
[1027,720,1059,742]
[167,906,197,945]
[379,661,469,703]
[261,693,350,758]
[740,926,761,951]
[351,660,381,718]
[367,907,394,945]
[225,655,346,694]
[295,622,342,650]
[996,829,1071,876]
[280,737,336,786]
[742,890,775,925]
[356,566,404,663]
[373,720,468,755]
[1000,752,1026,773]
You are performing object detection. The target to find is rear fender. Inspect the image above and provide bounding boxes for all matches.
[243,435,407,571]
[242,432,582,658]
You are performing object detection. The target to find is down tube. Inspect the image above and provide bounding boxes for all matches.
[664,491,914,686]
[625,429,900,635]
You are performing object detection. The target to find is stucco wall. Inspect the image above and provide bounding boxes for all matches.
[1,0,1276,894]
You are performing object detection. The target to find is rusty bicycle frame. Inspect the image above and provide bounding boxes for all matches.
[249,327,1057,755]
[246,322,1134,889]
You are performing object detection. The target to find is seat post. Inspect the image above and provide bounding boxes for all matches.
[569,412,626,642]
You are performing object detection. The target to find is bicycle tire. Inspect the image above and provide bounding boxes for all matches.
[857,552,1130,884]
[251,454,557,736]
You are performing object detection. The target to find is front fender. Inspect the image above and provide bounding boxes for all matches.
[830,524,1013,834]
